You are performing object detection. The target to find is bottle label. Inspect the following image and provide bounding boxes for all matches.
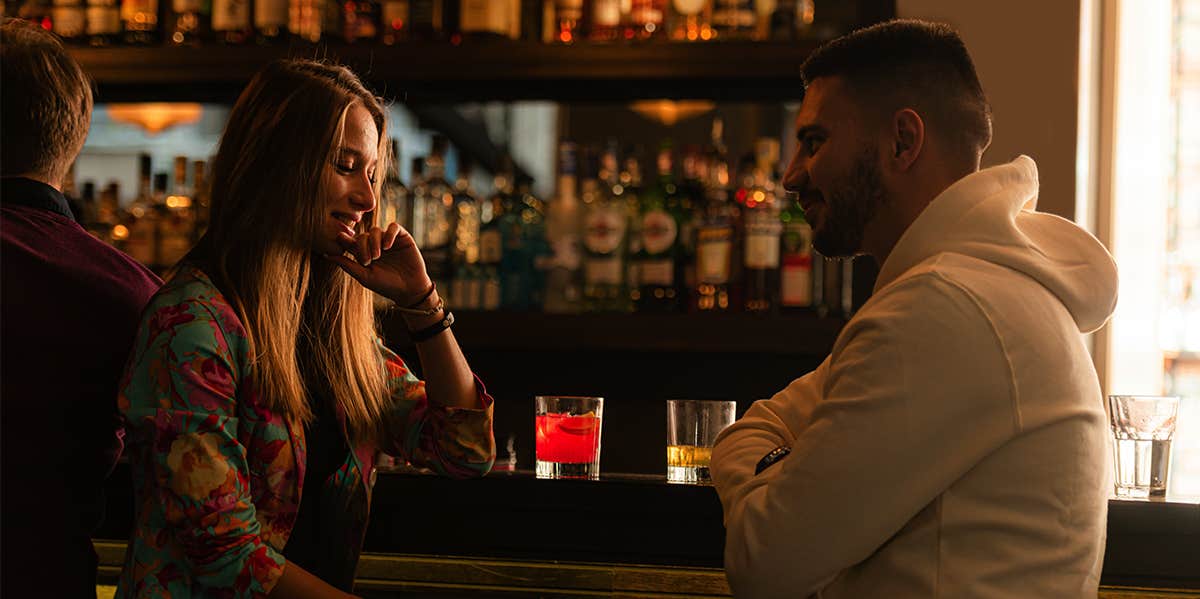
[479,229,502,264]
[639,258,673,286]
[585,255,622,285]
[482,272,501,310]
[696,225,732,284]
[173,0,202,12]
[86,6,121,35]
[744,214,781,269]
[673,0,704,15]
[780,220,812,306]
[52,6,86,36]
[640,209,677,255]
[591,0,619,25]
[460,0,507,34]
[121,0,157,22]
[212,0,249,29]
[254,0,286,27]
[583,207,625,255]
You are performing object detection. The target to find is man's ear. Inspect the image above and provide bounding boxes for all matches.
[890,108,925,171]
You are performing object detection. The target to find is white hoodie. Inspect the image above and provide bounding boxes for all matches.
[711,156,1119,599]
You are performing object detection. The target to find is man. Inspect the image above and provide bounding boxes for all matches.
[711,19,1117,598]
[1,18,161,597]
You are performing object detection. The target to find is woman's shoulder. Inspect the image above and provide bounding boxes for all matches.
[142,263,246,339]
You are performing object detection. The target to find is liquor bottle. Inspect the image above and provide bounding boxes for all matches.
[710,0,753,39]
[51,0,87,43]
[588,0,619,42]
[741,139,782,313]
[618,147,643,307]
[123,155,158,268]
[341,0,378,42]
[168,0,211,45]
[551,0,580,43]
[378,0,407,43]
[212,0,251,42]
[192,159,209,241]
[102,181,127,249]
[288,0,323,42]
[413,136,454,295]
[517,0,542,42]
[378,139,409,230]
[779,192,813,311]
[669,0,710,41]
[543,141,583,314]
[500,179,548,310]
[677,144,705,300]
[629,0,664,39]
[478,158,511,311]
[459,0,509,39]
[407,0,441,40]
[254,0,288,42]
[812,250,840,317]
[120,0,159,44]
[694,119,740,312]
[159,156,195,269]
[86,0,122,45]
[634,143,685,312]
[580,147,630,313]
[449,156,481,310]
[769,0,812,40]
[79,181,105,239]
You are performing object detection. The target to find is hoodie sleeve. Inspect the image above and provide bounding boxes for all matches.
[710,271,1019,598]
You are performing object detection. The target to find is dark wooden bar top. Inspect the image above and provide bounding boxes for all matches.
[95,465,1200,596]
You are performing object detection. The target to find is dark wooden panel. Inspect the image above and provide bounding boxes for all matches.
[70,41,819,103]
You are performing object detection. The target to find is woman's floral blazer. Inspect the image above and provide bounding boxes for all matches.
[115,266,494,597]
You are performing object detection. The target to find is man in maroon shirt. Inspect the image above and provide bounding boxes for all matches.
[1,18,161,597]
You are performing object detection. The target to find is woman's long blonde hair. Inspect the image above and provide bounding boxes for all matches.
[195,59,391,444]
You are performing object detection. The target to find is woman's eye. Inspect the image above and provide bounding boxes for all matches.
[368,172,378,185]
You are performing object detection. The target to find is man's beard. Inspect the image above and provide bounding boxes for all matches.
[811,149,886,258]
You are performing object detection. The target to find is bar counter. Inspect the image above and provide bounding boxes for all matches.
[95,465,1199,597]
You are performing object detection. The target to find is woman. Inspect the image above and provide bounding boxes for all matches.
[117,60,495,598]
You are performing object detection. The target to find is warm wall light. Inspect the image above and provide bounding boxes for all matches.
[629,100,716,126]
[106,103,204,135]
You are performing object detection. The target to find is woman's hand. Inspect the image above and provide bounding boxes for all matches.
[324,222,433,305]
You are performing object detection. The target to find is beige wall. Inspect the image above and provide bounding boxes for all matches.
[896,1,1082,220]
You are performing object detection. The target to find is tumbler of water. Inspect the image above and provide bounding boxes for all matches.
[1108,395,1180,498]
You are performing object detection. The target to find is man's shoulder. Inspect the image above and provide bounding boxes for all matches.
[2,206,161,300]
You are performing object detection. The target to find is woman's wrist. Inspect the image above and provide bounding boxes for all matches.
[400,288,444,330]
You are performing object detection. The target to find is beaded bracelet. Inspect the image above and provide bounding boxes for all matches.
[392,284,443,316]
[409,311,454,343]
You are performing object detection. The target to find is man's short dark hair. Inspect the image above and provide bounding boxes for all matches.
[801,19,993,159]
[1,18,93,181]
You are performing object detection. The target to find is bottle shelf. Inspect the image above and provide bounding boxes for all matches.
[379,309,846,355]
[69,40,821,103]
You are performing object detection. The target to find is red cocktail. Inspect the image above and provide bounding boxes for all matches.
[534,396,604,479]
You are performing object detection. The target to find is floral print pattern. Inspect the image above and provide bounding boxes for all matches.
[116,266,494,597]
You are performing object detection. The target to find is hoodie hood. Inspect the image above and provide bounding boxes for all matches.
[874,156,1118,333]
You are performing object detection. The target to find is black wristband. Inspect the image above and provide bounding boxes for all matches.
[755,446,791,475]
[409,311,454,343]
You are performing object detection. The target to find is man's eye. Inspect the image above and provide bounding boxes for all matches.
[804,136,824,155]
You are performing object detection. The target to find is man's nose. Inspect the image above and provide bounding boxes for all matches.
[782,150,809,193]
